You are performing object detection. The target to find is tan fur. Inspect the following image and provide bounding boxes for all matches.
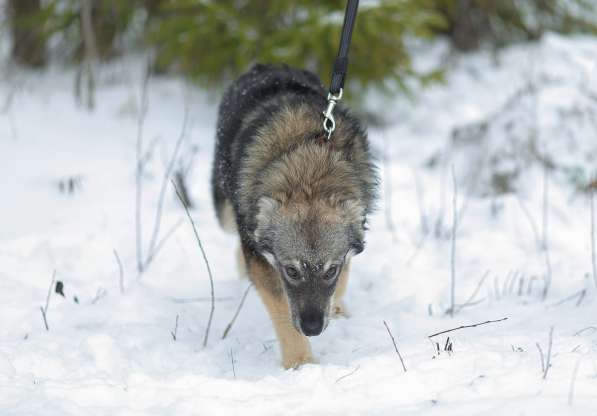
[236,245,247,278]
[238,104,371,227]
[246,250,314,368]
[218,200,237,233]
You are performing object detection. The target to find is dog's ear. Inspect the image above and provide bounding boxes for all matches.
[255,196,280,240]
[340,199,366,226]
[340,199,366,258]
[255,196,280,265]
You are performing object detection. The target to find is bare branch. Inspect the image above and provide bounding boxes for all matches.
[543,326,554,379]
[515,193,542,250]
[413,169,429,234]
[135,62,151,275]
[449,165,458,317]
[551,289,586,308]
[573,326,597,336]
[230,349,236,379]
[143,219,184,270]
[382,131,398,243]
[146,107,189,262]
[222,284,253,339]
[542,166,552,300]
[79,0,98,110]
[170,314,179,341]
[335,365,361,383]
[383,320,407,372]
[428,317,508,339]
[453,270,489,312]
[172,180,215,348]
[536,342,545,374]
[590,182,596,289]
[40,270,56,331]
[568,356,582,406]
[113,249,124,294]
[39,306,49,331]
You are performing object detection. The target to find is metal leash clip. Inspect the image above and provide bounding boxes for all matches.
[322,88,343,140]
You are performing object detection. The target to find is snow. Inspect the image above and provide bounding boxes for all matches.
[1,34,597,415]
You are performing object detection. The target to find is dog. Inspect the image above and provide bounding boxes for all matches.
[211,64,377,368]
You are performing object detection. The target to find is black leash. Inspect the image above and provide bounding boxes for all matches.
[323,0,359,140]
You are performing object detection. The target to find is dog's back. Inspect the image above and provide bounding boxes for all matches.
[211,64,327,228]
[212,64,374,242]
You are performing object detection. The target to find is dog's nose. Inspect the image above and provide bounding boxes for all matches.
[300,313,324,336]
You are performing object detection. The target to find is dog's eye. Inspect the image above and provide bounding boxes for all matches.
[324,265,338,281]
[284,265,300,280]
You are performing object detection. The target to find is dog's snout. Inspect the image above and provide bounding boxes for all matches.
[299,311,324,336]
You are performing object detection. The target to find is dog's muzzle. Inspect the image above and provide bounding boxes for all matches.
[299,311,325,336]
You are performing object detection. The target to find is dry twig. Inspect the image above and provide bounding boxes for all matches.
[542,166,552,300]
[542,326,554,379]
[170,314,179,341]
[449,165,458,317]
[222,284,253,339]
[335,365,361,384]
[135,63,151,275]
[428,317,508,339]
[113,249,124,294]
[568,356,582,406]
[590,184,596,289]
[146,108,189,263]
[40,270,56,331]
[383,320,407,372]
[230,349,236,379]
[172,180,215,348]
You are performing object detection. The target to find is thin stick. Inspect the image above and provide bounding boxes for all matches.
[543,326,554,379]
[135,63,151,275]
[536,342,545,373]
[413,169,429,234]
[79,0,97,110]
[515,194,542,250]
[170,314,179,341]
[383,320,407,372]
[590,183,596,289]
[382,131,398,243]
[568,356,582,406]
[428,317,508,339]
[449,165,458,317]
[40,270,56,331]
[143,219,184,269]
[113,249,124,294]
[542,166,552,300]
[573,326,597,336]
[172,180,215,348]
[230,349,236,379]
[146,108,189,263]
[453,270,490,312]
[335,365,361,383]
[551,289,586,308]
[222,284,253,339]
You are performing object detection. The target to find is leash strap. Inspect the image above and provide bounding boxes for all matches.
[323,0,359,139]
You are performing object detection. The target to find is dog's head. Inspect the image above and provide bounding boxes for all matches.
[254,196,365,336]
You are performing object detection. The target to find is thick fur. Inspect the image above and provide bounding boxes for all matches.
[211,64,377,368]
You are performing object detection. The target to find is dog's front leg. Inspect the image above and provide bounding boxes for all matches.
[246,252,313,369]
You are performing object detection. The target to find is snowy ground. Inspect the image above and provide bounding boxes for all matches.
[1,34,596,415]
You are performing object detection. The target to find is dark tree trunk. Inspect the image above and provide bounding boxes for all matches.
[9,0,47,67]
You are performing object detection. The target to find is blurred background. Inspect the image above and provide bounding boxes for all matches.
[4,0,597,99]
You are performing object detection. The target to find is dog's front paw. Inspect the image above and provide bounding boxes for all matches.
[282,353,316,370]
